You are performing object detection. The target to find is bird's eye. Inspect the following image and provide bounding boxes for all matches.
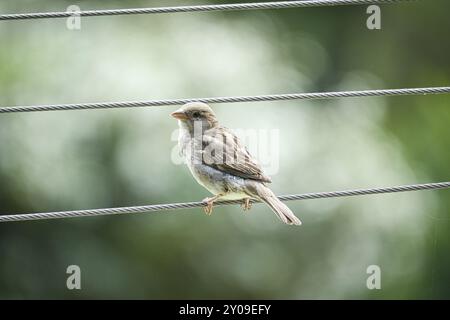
[192,111,201,118]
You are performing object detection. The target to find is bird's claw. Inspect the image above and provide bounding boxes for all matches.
[202,197,215,215]
[241,198,252,212]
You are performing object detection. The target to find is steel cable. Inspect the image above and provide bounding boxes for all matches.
[1,87,449,114]
[0,0,417,21]
[1,182,448,222]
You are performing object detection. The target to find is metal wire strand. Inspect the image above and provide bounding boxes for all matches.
[1,86,449,114]
[0,182,448,223]
[0,0,417,21]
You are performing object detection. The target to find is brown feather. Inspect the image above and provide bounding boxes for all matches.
[201,126,272,183]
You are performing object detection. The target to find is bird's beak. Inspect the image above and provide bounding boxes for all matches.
[171,110,188,120]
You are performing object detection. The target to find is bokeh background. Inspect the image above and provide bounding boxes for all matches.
[0,0,449,299]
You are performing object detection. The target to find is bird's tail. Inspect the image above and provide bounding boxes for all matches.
[253,183,302,226]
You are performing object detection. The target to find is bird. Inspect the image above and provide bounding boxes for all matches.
[171,102,301,226]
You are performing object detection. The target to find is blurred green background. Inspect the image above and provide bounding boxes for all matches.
[0,0,449,299]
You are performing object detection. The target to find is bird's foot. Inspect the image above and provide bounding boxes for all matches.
[202,197,217,215]
[241,198,252,212]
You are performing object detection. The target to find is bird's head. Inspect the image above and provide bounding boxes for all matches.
[171,102,218,132]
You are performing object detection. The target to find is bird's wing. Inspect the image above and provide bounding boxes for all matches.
[201,127,272,183]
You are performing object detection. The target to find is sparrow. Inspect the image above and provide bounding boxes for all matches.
[171,102,301,226]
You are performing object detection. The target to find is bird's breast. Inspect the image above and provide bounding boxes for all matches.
[177,127,250,200]
[188,163,249,200]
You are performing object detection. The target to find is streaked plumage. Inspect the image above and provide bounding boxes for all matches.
[171,102,301,226]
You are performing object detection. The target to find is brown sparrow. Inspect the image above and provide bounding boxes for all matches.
[171,102,301,225]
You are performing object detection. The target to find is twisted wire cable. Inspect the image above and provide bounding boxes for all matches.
[0,0,417,21]
[1,182,448,223]
[1,86,449,114]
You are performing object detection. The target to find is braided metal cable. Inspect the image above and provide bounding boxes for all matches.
[1,182,448,223]
[0,0,417,21]
[1,87,449,114]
